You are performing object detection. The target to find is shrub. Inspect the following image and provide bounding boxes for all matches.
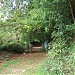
[0,44,9,51]
[0,42,25,53]
[39,39,75,75]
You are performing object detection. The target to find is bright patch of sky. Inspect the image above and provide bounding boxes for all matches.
[0,3,1,9]
[23,1,28,5]
[13,0,16,8]
[0,3,3,18]
[0,0,29,20]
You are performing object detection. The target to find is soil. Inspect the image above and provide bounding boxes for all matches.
[0,47,47,75]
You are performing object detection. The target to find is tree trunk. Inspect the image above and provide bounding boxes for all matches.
[68,0,75,42]
[68,0,75,23]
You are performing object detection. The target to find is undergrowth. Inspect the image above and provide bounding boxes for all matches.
[39,38,75,75]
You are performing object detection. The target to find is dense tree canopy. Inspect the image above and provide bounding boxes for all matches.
[0,0,75,74]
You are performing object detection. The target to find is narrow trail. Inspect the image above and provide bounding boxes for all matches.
[0,47,47,75]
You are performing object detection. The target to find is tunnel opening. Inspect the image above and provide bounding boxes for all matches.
[31,41,42,47]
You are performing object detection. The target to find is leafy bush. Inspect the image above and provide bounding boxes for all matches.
[39,39,75,75]
[0,42,25,53]
[0,44,9,51]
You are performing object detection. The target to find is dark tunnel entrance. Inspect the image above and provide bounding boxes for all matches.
[31,41,42,47]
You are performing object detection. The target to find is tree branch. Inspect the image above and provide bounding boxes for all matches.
[68,0,75,23]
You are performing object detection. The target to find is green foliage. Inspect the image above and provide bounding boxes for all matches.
[0,42,25,53]
[40,39,75,75]
[38,0,75,74]
[66,23,75,34]
[0,0,75,74]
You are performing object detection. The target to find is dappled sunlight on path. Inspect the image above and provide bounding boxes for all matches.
[0,47,47,75]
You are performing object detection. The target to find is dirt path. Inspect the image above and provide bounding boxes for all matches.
[0,47,47,75]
